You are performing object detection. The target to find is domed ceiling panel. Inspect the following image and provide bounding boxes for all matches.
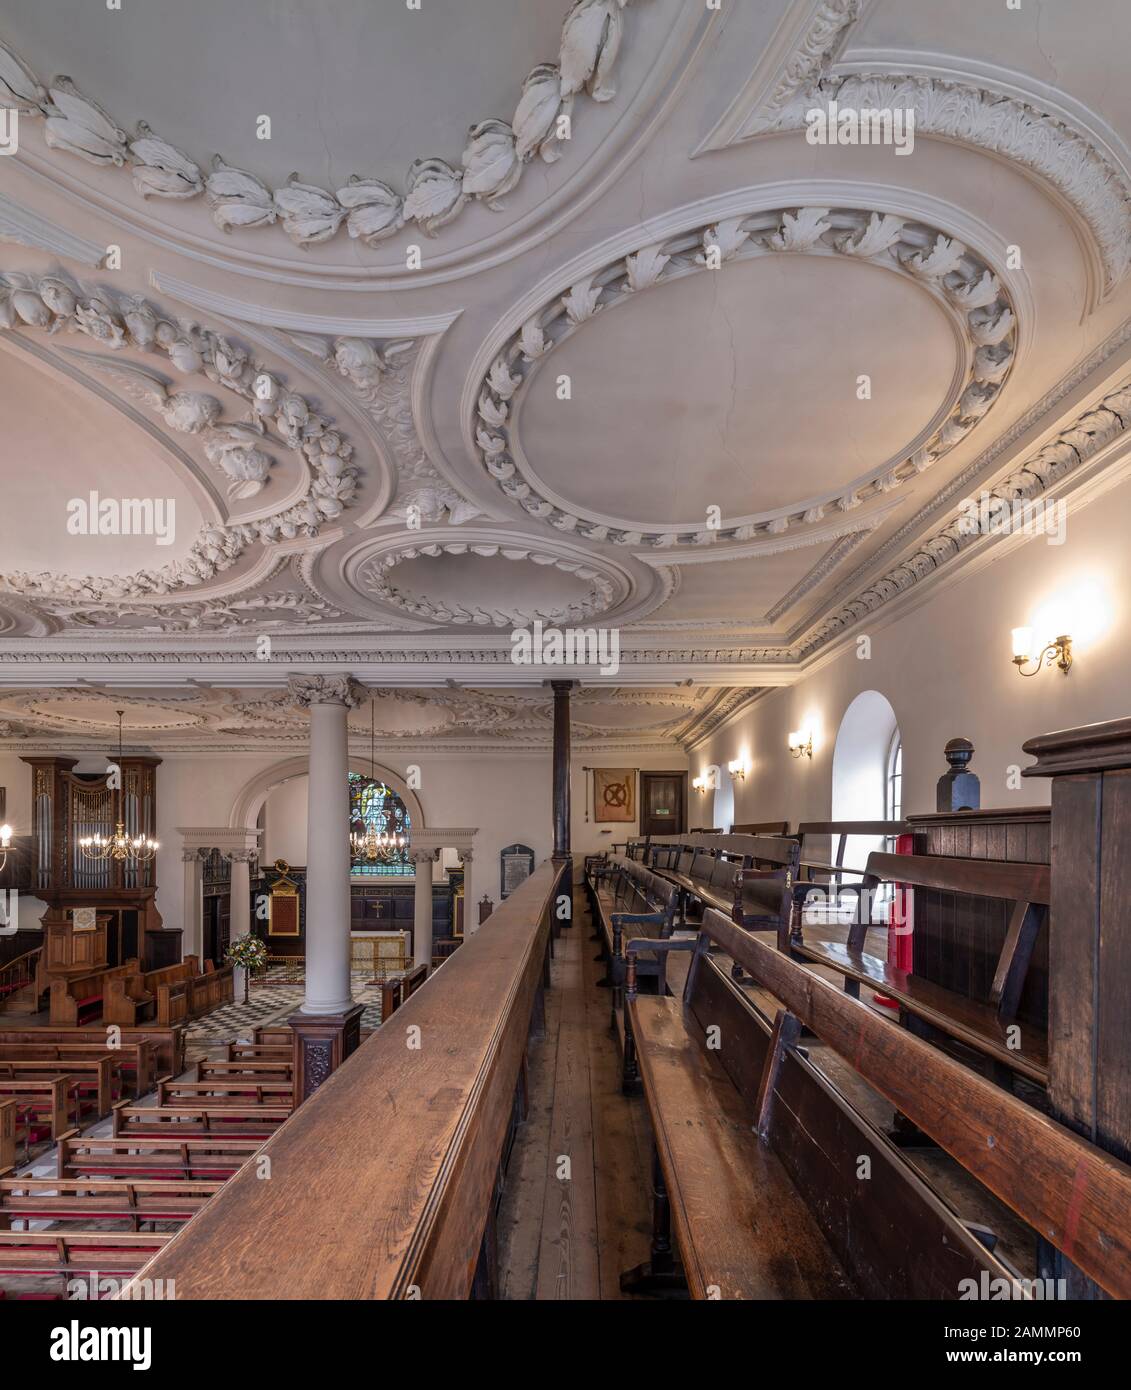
[516,252,958,527]
[0,346,206,573]
[0,0,566,191]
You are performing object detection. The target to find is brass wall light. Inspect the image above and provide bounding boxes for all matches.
[692,774,708,794]
[788,729,813,760]
[727,758,746,781]
[1011,628,1072,677]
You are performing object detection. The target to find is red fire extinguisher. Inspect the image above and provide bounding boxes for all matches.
[876,832,914,1008]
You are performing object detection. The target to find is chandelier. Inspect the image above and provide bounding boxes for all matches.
[350,700,407,864]
[78,711,160,865]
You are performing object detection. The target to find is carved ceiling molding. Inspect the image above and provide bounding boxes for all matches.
[0,3,649,248]
[471,204,1016,547]
[823,316,1131,611]
[795,376,1131,656]
[0,681,732,748]
[762,530,868,623]
[0,190,106,266]
[0,269,369,602]
[35,590,348,635]
[710,0,1131,299]
[358,542,617,629]
[678,687,765,748]
[286,334,483,529]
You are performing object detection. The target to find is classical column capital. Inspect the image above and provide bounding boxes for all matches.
[411,848,439,866]
[458,848,474,864]
[227,848,258,864]
[287,673,368,709]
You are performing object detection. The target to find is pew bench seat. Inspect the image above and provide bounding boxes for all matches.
[0,1177,219,1229]
[59,1136,264,1182]
[624,993,853,1300]
[792,935,1049,1085]
[0,1230,171,1278]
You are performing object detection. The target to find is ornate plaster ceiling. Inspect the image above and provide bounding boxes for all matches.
[0,682,741,751]
[0,0,1130,690]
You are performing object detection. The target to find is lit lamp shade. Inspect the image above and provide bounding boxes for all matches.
[1011,627,1035,661]
[788,730,802,753]
[0,824,10,848]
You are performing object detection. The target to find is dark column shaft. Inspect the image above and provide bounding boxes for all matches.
[551,680,574,863]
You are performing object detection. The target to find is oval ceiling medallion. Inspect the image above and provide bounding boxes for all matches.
[321,527,673,629]
[471,205,1017,548]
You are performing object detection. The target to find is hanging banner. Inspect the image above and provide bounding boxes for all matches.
[593,768,635,823]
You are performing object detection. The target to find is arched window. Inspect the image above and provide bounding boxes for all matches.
[886,732,903,823]
[349,774,411,876]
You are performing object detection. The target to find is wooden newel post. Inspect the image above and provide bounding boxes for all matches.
[1023,717,1131,1296]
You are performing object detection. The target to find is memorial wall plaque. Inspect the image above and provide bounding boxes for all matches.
[500,843,535,899]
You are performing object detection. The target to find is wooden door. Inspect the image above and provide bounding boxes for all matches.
[639,772,686,837]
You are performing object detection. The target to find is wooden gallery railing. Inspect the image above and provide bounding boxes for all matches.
[127,860,566,1300]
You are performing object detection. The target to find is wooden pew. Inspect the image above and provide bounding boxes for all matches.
[731,821,790,835]
[254,1027,293,1047]
[0,1076,78,1148]
[155,1078,294,1108]
[0,1178,220,1230]
[0,1041,152,1100]
[378,962,428,1021]
[621,907,1131,1300]
[0,1056,116,1120]
[49,959,141,1026]
[792,818,908,909]
[226,1042,292,1064]
[649,833,799,938]
[193,1059,293,1083]
[112,1102,290,1140]
[588,855,678,1030]
[792,851,1050,1084]
[0,1100,14,1177]
[0,1230,172,1280]
[59,1135,264,1182]
[0,1026,183,1079]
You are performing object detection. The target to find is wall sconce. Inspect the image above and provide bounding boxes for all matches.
[727,758,746,781]
[0,823,10,872]
[788,729,813,760]
[1011,628,1072,677]
[692,774,708,794]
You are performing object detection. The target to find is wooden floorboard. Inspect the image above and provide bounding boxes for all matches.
[497,889,652,1300]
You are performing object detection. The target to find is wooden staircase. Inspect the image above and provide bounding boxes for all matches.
[0,949,43,1015]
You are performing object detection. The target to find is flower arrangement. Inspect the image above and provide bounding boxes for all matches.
[226,933,269,1002]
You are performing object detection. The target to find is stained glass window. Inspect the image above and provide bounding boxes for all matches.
[349,774,411,876]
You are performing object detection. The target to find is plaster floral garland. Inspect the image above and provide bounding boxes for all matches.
[0,1,648,247]
[0,269,363,601]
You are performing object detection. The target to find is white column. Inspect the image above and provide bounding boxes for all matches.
[413,849,437,970]
[229,850,254,939]
[459,847,475,934]
[290,674,364,1016]
[181,849,204,958]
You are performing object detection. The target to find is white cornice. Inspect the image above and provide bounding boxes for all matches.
[0,191,106,266]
